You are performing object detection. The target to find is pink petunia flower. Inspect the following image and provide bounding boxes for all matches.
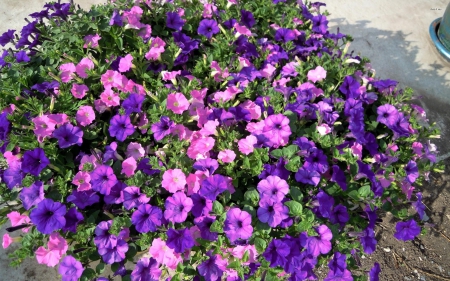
[238,135,258,155]
[307,66,327,83]
[48,114,69,126]
[100,70,123,88]
[149,238,182,270]
[167,92,190,114]
[241,100,261,120]
[218,149,236,163]
[138,24,152,40]
[7,211,30,233]
[162,169,187,193]
[199,120,219,136]
[75,58,94,78]
[100,88,120,107]
[126,142,145,160]
[119,54,133,73]
[186,137,215,159]
[83,34,101,48]
[145,37,166,61]
[191,88,208,100]
[35,232,68,267]
[72,171,91,191]
[2,234,14,249]
[234,23,253,37]
[317,123,332,136]
[161,70,181,84]
[94,99,108,113]
[59,63,76,83]
[122,157,137,177]
[259,63,276,79]
[76,105,96,127]
[32,115,56,142]
[71,84,89,99]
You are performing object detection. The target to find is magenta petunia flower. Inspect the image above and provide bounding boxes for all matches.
[76,105,95,127]
[109,114,135,142]
[83,34,101,48]
[122,157,137,177]
[167,92,190,114]
[257,199,289,227]
[164,192,193,223]
[162,169,187,193]
[75,57,94,78]
[30,199,66,234]
[238,135,257,155]
[131,204,162,233]
[257,175,289,204]
[59,62,76,83]
[306,224,332,257]
[118,54,133,73]
[131,257,161,281]
[122,186,150,210]
[307,66,327,83]
[98,239,129,264]
[224,208,253,242]
[218,149,236,163]
[19,180,44,210]
[58,255,84,281]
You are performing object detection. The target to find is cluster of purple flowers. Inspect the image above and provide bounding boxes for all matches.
[0,0,440,280]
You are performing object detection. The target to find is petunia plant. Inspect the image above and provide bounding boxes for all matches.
[0,0,444,280]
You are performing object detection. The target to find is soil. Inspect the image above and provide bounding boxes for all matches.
[317,158,450,281]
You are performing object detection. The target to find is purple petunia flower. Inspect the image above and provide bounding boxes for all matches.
[137,158,161,176]
[0,112,11,141]
[404,160,419,184]
[20,180,44,210]
[122,93,145,115]
[58,255,84,281]
[195,216,218,241]
[275,28,297,43]
[198,19,219,39]
[198,252,224,281]
[328,252,348,274]
[122,186,150,210]
[30,199,66,234]
[412,192,426,220]
[3,157,24,189]
[0,29,15,46]
[339,75,360,99]
[240,10,255,28]
[324,268,353,281]
[109,10,123,26]
[98,239,129,264]
[376,104,398,126]
[151,116,174,141]
[104,180,126,205]
[22,148,50,176]
[67,190,100,209]
[306,225,332,257]
[224,208,253,242]
[257,199,289,227]
[311,15,328,34]
[166,227,195,253]
[131,204,163,233]
[360,227,377,254]
[304,148,329,174]
[329,204,350,228]
[295,167,321,186]
[90,165,118,195]
[199,174,228,201]
[262,114,291,148]
[259,158,290,181]
[331,165,347,190]
[316,190,335,219]
[257,175,289,204]
[263,239,290,268]
[166,12,184,31]
[94,220,117,248]
[369,262,381,281]
[15,50,30,63]
[131,257,161,281]
[63,207,84,233]
[164,192,193,223]
[109,114,135,142]
[52,123,83,148]
[394,219,421,241]
[193,158,219,175]
[191,194,213,217]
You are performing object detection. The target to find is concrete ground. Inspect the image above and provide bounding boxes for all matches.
[0,0,449,280]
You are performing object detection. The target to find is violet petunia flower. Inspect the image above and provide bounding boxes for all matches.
[90,165,118,195]
[52,123,83,148]
[193,158,219,175]
[257,199,289,227]
[376,104,398,127]
[94,220,117,248]
[131,257,161,281]
[67,190,100,209]
[164,192,193,223]
[104,180,126,205]
[151,116,174,141]
[394,219,421,241]
[109,10,123,26]
[109,114,135,142]
[20,180,44,210]
[224,208,253,242]
[166,227,195,253]
[240,10,255,28]
[257,175,289,205]
[191,194,213,217]
[198,19,219,39]
[15,50,30,63]
[22,148,50,176]
[295,167,321,186]
[275,28,297,43]
[30,199,66,234]
[98,239,129,264]
[199,174,228,201]
[324,269,353,281]
[58,255,84,281]
[131,204,162,233]
[412,192,426,220]
[198,252,224,281]
[329,204,350,228]
[369,262,381,281]
[122,186,150,210]
[304,148,329,174]
[306,225,332,257]
[0,29,15,46]
[360,227,377,254]
[195,216,218,241]
[166,12,184,31]
[404,160,419,184]
[262,114,292,148]
[262,239,290,268]
[331,165,347,191]
[122,93,145,115]
[63,207,84,233]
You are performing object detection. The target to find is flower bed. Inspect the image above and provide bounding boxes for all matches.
[0,0,444,280]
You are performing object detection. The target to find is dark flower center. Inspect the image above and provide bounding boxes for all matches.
[237,221,243,228]
[383,113,389,118]
[46,211,54,216]
[268,206,274,212]
[272,189,278,195]
[276,124,282,129]
[207,28,212,32]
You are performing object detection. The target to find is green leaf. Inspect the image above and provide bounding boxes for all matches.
[254,237,267,254]
[285,201,303,216]
[285,156,301,172]
[80,268,96,281]
[244,188,260,207]
[270,149,283,158]
[210,220,223,233]
[212,201,224,215]
[171,274,181,281]
[282,145,299,159]
[227,261,241,269]
[95,262,105,274]
[358,185,371,197]
[290,186,303,202]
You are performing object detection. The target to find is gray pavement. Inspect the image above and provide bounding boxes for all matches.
[0,0,449,280]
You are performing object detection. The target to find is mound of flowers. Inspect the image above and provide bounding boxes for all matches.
[0,0,443,280]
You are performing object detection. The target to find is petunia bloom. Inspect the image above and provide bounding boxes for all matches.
[162,169,187,193]
[224,208,253,242]
[166,227,195,253]
[58,256,84,281]
[131,204,162,233]
[30,199,67,234]
[394,219,421,241]
[164,192,193,223]
[52,123,83,148]
[20,180,45,210]
[109,114,135,142]
[131,257,161,281]
[22,148,50,176]
[198,19,219,39]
